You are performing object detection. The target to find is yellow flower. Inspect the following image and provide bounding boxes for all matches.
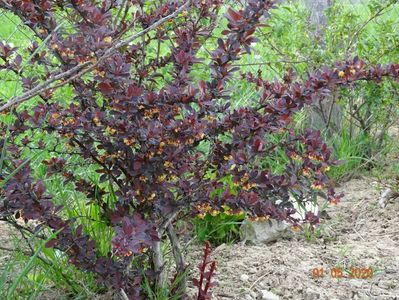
[64,132,74,138]
[93,117,101,126]
[308,154,322,162]
[291,225,301,232]
[210,210,219,217]
[139,247,148,254]
[240,173,249,184]
[311,182,324,190]
[164,161,173,168]
[338,71,345,78]
[157,174,167,182]
[321,165,330,172]
[51,113,60,119]
[242,182,257,191]
[206,115,216,122]
[107,127,117,135]
[103,36,112,43]
[290,153,303,162]
[302,167,312,177]
[123,138,135,146]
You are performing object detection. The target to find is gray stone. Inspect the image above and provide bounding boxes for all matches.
[304,288,320,300]
[261,290,280,300]
[240,219,288,245]
[379,187,398,208]
[240,197,319,245]
[248,267,258,274]
[240,274,250,282]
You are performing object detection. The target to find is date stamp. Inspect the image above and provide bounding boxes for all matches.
[311,267,373,279]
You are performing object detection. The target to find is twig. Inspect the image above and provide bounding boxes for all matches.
[167,223,187,294]
[0,0,192,112]
[248,271,270,291]
[0,245,31,256]
[353,228,365,242]
[232,60,309,67]
[345,2,396,57]
[119,289,129,300]
[20,21,65,73]
[153,239,166,288]
[1,218,47,240]
[112,0,128,30]
[369,230,399,237]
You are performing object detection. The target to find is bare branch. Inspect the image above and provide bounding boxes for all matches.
[0,0,192,112]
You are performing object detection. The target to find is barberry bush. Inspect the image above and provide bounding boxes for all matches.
[0,0,398,298]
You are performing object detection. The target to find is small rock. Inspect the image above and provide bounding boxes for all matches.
[240,219,288,245]
[240,274,250,282]
[248,267,258,274]
[261,290,279,300]
[245,294,254,300]
[250,291,257,298]
[258,281,266,288]
[304,288,320,300]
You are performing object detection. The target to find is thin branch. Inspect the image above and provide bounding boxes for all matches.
[232,59,310,67]
[112,0,128,30]
[345,1,396,57]
[0,245,31,256]
[1,218,48,240]
[167,223,186,294]
[20,21,65,73]
[0,0,192,112]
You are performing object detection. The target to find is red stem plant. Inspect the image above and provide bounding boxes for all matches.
[0,0,398,298]
[193,241,216,300]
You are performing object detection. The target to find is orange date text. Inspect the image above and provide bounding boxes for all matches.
[311,267,373,279]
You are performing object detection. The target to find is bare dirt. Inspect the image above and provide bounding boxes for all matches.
[186,177,399,300]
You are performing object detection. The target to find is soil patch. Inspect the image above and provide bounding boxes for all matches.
[186,177,399,300]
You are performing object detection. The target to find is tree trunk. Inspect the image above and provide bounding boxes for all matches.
[167,223,187,296]
[302,0,343,134]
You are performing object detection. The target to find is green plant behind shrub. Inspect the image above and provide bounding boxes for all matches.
[193,207,245,246]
